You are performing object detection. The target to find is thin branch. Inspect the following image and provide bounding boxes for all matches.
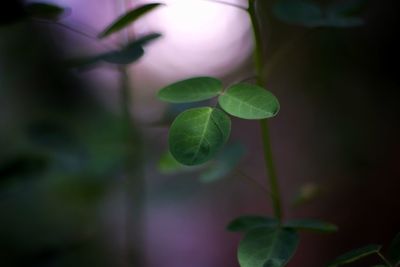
[235,169,272,197]
[32,19,117,50]
[377,252,394,267]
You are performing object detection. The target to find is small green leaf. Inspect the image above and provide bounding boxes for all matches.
[158,77,223,103]
[218,83,279,120]
[226,216,278,232]
[388,232,400,266]
[285,219,338,233]
[98,3,163,38]
[238,227,299,267]
[273,0,324,27]
[169,107,231,166]
[328,244,382,267]
[199,142,245,183]
[26,2,66,21]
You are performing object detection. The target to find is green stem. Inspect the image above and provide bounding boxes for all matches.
[248,0,283,222]
[377,252,394,267]
[118,1,145,266]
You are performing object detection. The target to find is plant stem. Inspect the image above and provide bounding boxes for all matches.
[118,0,145,266]
[248,0,283,223]
[377,251,394,267]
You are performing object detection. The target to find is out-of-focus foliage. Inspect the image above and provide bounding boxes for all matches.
[98,3,163,38]
[273,0,367,27]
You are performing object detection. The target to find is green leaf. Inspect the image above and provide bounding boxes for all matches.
[273,0,324,27]
[238,227,299,267]
[26,2,66,21]
[285,219,338,233]
[388,232,400,266]
[158,77,223,103]
[98,3,163,38]
[226,216,278,232]
[218,83,279,120]
[328,244,382,267]
[168,107,231,166]
[199,142,245,183]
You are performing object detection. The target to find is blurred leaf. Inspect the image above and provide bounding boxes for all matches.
[100,33,162,64]
[292,183,320,207]
[0,154,48,185]
[238,227,299,267]
[325,0,367,27]
[98,3,163,38]
[285,219,337,233]
[388,232,400,266]
[79,115,126,175]
[273,0,324,27]
[158,150,187,174]
[100,43,144,64]
[169,107,231,166]
[199,142,245,183]
[26,121,87,172]
[132,32,162,46]
[226,215,278,232]
[273,0,365,28]
[328,0,368,17]
[328,244,382,267]
[26,2,66,21]
[68,33,161,67]
[218,83,280,120]
[158,77,223,103]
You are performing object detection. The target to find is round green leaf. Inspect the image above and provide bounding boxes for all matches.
[218,83,280,120]
[158,77,223,103]
[169,107,231,166]
[328,244,382,267]
[238,228,299,267]
[284,219,338,233]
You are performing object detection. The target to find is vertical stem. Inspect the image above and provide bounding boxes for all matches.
[117,0,145,266]
[120,66,145,267]
[248,0,283,222]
